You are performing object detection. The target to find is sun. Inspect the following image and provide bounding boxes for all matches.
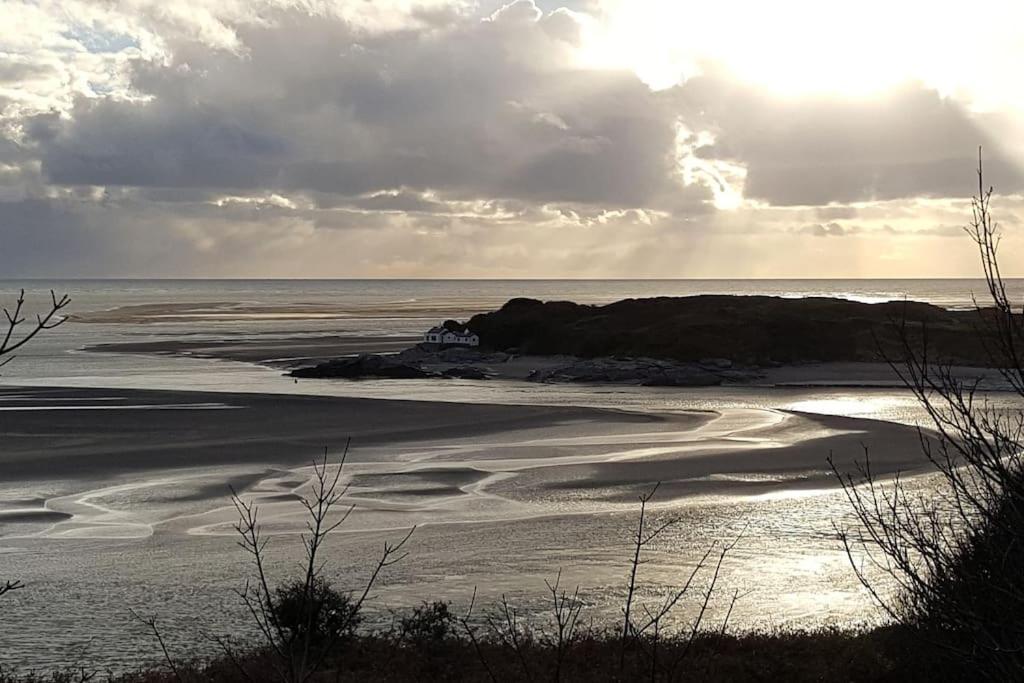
[579,0,1021,102]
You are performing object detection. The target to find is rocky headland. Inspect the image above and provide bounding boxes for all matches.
[465,295,999,365]
[290,295,1006,386]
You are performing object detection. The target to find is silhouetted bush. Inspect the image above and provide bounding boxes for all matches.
[60,623,948,682]
[272,577,361,648]
[399,601,456,647]
[225,444,415,682]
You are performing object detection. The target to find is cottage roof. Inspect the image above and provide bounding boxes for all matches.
[425,324,478,341]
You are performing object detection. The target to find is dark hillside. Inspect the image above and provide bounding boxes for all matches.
[467,296,999,365]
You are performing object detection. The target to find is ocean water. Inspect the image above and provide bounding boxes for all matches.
[0,279,1020,672]
[0,277,1017,392]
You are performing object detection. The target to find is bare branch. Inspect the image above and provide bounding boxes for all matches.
[0,579,24,598]
[832,151,1024,677]
[130,609,183,683]
[0,288,71,369]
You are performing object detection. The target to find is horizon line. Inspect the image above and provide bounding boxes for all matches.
[0,276,1019,282]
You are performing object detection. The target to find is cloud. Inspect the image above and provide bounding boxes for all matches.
[1,0,1023,278]
[675,75,1024,205]
[797,221,858,237]
[26,2,699,213]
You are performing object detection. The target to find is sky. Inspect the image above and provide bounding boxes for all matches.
[2,0,1024,278]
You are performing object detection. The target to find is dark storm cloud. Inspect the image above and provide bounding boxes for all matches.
[31,100,289,189]
[0,199,157,277]
[4,0,1023,278]
[30,2,685,210]
[0,194,333,277]
[131,187,220,204]
[20,1,1005,218]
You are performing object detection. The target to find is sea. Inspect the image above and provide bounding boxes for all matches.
[0,278,1019,672]
[0,277,1015,396]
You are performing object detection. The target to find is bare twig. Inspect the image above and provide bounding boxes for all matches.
[486,595,533,682]
[209,633,255,683]
[621,482,679,667]
[833,150,1024,678]
[0,288,69,599]
[131,610,184,683]
[618,482,744,678]
[0,288,71,369]
[542,570,584,682]
[459,587,498,683]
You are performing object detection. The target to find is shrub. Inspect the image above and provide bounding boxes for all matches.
[399,601,456,647]
[272,577,361,648]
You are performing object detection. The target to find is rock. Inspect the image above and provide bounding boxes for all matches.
[718,369,764,383]
[502,297,543,310]
[396,345,434,362]
[441,366,490,380]
[526,356,725,386]
[641,370,721,387]
[521,355,767,387]
[438,347,483,363]
[291,354,435,379]
[436,347,509,364]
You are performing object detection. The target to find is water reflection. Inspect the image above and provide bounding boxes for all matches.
[783,394,925,424]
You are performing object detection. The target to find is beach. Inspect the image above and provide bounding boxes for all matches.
[1,385,933,530]
[0,279,1007,672]
[0,381,938,670]
[7,4,1024,673]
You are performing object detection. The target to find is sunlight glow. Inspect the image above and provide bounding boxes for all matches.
[675,124,747,210]
[583,0,1024,104]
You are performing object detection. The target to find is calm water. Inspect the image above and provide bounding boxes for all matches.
[0,277,1016,390]
[0,279,1017,672]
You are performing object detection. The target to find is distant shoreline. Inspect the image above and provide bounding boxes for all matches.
[80,303,1013,392]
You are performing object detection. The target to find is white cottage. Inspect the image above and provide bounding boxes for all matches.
[424,325,480,347]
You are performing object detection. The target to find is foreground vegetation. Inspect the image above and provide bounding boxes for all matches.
[0,624,950,683]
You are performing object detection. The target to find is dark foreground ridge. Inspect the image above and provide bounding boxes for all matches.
[467,295,998,366]
[4,624,944,682]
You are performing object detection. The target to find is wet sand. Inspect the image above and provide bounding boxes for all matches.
[0,385,672,480]
[83,335,419,367]
[0,384,941,670]
[0,385,935,541]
